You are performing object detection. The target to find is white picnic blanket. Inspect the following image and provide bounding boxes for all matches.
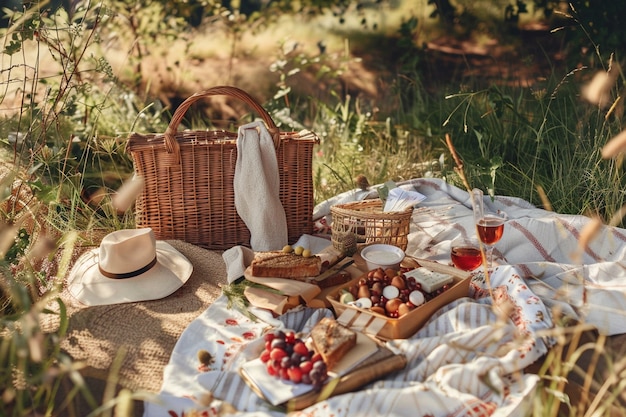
[143,177,626,416]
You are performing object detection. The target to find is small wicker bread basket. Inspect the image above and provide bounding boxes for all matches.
[330,199,413,252]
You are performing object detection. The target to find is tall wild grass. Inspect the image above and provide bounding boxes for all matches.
[1,0,626,416]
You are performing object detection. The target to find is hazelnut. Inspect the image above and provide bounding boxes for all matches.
[398,303,412,317]
[372,268,385,280]
[349,284,359,298]
[371,306,386,316]
[385,297,403,314]
[390,275,406,290]
[371,282,383,295]
[385,268,397,279]
[357,284,371,299]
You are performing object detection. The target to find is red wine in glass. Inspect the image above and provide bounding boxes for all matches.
[477,215,505,245]
[451,246,482,271]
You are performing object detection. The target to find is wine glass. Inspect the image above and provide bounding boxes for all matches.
[450,236,482,271]
[472,188,507,267]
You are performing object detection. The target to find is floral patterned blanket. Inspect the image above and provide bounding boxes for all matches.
[143,178,626,417]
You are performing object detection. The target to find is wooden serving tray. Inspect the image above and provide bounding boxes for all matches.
[239,334,406,411]
[244,264,364,309]
[327,258,471,340]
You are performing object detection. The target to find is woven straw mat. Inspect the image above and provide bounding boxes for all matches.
[40,240,227,393]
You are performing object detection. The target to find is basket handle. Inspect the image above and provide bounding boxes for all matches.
[163,85,281,156]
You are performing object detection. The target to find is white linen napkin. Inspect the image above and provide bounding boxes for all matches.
[234,120,288,251]
[222,245,255,283]
[291,234,332,254]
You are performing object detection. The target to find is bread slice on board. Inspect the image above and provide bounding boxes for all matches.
[310,317,357,370]
[251,251,321,278]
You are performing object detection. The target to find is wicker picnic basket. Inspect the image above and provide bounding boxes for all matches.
[331,199,413,251]
[126,86,319,250]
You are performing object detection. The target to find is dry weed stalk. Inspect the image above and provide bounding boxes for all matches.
[581,69,618,108]
[573,215,603,264]
[535,185,553,212]
[443,133,494,301]
[602,129,626,160]
[111,175,145,213]
[444,133,472,192]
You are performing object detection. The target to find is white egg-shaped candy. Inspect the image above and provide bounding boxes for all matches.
[382,285,400,300]
[355,297,373,309]
[409,290,425,306]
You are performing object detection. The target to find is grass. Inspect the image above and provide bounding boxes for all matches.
[2,0,626,415]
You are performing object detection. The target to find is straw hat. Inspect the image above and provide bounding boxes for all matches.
[67,228,193,306]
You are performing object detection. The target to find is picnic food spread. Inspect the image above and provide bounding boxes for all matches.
[123,175,626,417]
[49,83,626,416]
[132,176,626,417]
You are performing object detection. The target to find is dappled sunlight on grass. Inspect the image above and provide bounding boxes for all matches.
[2,0,626,415]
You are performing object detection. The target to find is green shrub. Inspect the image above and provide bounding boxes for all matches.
[2,0,626,415]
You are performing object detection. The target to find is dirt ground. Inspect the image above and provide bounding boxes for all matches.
[144,27,568,122]
[0,11,568,124]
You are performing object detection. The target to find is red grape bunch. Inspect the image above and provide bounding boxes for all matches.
[259,329,328,390]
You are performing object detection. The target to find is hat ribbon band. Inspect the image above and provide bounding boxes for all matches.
[99,256,158,279]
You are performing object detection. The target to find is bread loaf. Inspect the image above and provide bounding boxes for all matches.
[310,317,357,370]
[250,251,322,278]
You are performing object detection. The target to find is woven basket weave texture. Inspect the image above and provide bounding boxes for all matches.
[331,199,413,251]
[127,86,318,250]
